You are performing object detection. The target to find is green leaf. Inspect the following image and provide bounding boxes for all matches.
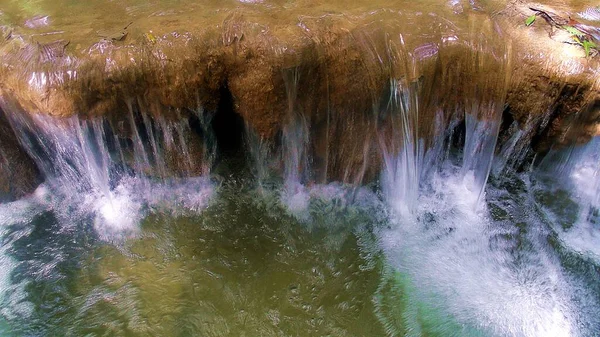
[525,15,536,26]
[563,25,585,37]
[582,40,597,57]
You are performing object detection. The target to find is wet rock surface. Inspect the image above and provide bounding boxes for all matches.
[497,0,600,152]
[0,107,40,201]
[0,0,598,184]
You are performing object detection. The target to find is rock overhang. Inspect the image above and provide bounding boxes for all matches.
[0,0,598,191]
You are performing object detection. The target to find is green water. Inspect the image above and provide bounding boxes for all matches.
[0,182,401,336]
[2,168,600,336]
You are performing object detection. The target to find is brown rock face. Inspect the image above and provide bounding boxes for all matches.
[498,1,600,152]
[0,107,40,201]
[0,0,598,188]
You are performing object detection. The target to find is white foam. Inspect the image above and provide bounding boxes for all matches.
[75,176,214,240]
[548,137,600,263]
[570,162,600,207]
[93,183,143,240]
[381,165,576,337]
[281,181,310,220]
[559,224,600,262]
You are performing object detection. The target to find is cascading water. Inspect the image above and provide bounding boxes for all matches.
[379,80,423,216]
[369,36,596,336]
[377,124,580,336]
[238,28,600,336]
[0,97,215,239]
[536,137,600,263]
[2,8,600,337]
[280,67,312,215]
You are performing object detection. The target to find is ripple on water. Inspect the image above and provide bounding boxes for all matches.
[1,172,600,336]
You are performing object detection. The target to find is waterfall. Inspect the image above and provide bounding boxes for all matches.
[379,80,424,216]
[3,0,600,334]
[369,33,585,336]
[4,112,118,196]
[279,67,311,215]
[0,97,215,239]
[246,123,275,193]
[558,138,600,210]
[376,101,578,337]
[380,80,504,213]
[460,113,501,205]
[492,121,527,176]
[536,137,600,264]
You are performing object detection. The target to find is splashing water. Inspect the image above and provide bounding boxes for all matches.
[537,137,600,264]
[373,45,584,335]
[0,97,216,240]
[2,105,600,336]
[1,11,600,336]
[380,166,577,337]
[0,103,217,330]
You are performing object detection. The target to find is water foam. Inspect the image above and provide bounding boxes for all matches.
[542,137,600,263]
[381,164,576,337]
[375,92,577,335]
[0,97,217,240]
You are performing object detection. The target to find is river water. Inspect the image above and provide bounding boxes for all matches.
[0,113,599,336]
[1,0,600,336]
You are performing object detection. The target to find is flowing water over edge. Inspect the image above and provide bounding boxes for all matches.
[2,108,599,336]
[0,19,599,334]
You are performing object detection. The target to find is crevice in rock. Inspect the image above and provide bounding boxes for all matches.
[530,83,588,153]
[499,106,514,139]
[450,119,466,155]
[206,84,248,174]
[213,85,246,156]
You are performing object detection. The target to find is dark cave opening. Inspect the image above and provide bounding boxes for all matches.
[212,85,246,158]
